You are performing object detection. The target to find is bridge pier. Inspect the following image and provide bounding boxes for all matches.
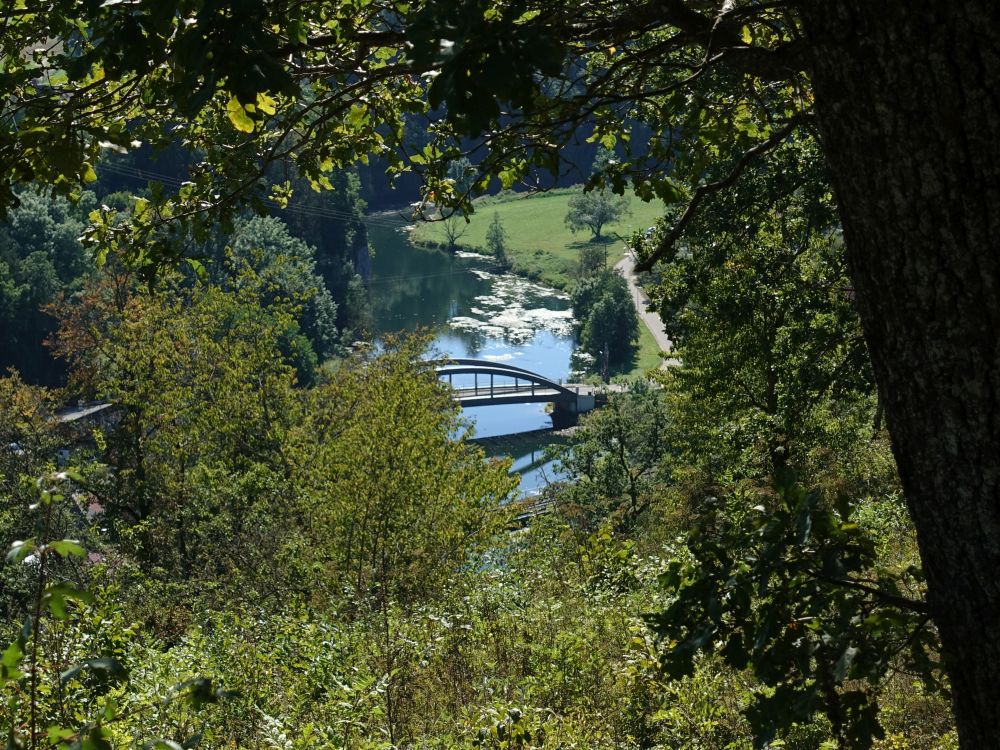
[575,391,596,413]
[550,403,578,429]
[550,390,596,429]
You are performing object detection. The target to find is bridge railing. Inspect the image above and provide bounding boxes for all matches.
[442,372,546,399]
[434,359,575,401]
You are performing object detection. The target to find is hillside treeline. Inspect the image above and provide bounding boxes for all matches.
[0,138,954,749]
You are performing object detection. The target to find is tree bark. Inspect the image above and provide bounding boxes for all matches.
[800,2,1000,744]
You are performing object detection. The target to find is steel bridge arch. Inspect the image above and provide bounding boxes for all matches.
[435,358,578,404]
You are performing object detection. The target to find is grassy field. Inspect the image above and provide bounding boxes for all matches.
[410,187,666,290]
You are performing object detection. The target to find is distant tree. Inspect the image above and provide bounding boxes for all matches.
[572,270,639,378]
[219,215,342,364]
[49,275,304,597]
[292,336,516,603]
[485,211,510,270]
[0,190,92,384]
[584,289,637,380]
[441,212,467,251]
[446,157,476,196]
[280,168,371,328]
[564,188,630,240]
[657,170,871,479]
[435,158,477,252]
[578,244,606,278]
[554,381,672,532]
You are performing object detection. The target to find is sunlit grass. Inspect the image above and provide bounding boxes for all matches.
[626,321,665,378]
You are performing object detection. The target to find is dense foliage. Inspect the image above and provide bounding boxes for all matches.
[0,191,91,384]
[4,0,992,747]
[564,187,631,240]
[0,235,955,750]
[571,270,640,378]
[1,136,953,750]
[0,161,370,388]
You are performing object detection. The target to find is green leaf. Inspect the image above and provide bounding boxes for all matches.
[60,657,128,685]
[287,19,308,45]
[0,635,25,684]
[255,92,277,116]
[172,678,236,709]
[6,540,35,564]
[1,640,23,668]
[346,104,368,127]
[226,97,255,133]
[499,167,518,190]
[43,583,94,621]
[514,9,542,24]
[79,726,112,750]
[46,727,76,745]
[49,540,86,558]
[186,258,208,282]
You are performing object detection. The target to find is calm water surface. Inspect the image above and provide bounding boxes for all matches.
[367,215,575,493]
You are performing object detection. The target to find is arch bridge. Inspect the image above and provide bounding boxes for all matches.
[435,359,596,419]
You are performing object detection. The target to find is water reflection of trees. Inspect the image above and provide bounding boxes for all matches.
[367,221,571,356]
[437,328,486,357]
[368,224,491,331]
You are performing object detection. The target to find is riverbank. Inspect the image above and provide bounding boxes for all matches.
[405,190,667,378]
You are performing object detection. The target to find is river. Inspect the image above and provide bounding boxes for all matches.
[366,214,575,494]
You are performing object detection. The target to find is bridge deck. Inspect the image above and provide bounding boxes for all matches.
[436,358,628,409]
[448,382,626,405]
[452,386,568,407]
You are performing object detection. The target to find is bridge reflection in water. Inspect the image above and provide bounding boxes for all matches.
[435,358,599,428]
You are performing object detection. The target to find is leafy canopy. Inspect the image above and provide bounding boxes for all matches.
[564,188,631,239]
[1,0,809,278]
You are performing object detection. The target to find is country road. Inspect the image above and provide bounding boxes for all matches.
[614,250,674,368]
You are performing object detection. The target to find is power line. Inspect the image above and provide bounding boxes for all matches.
[96,161,508,287]
[96,163,414,230]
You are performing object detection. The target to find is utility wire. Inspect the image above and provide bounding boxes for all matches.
[97,162,505,288]
[97,162,416,230]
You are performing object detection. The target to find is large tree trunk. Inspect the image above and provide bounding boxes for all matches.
[800,2,1000,744]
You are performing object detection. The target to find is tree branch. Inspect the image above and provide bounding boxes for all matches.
[606,0,805,79]
[635,112,807,273]
[818,573,932,615]
[278,29,406,54]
